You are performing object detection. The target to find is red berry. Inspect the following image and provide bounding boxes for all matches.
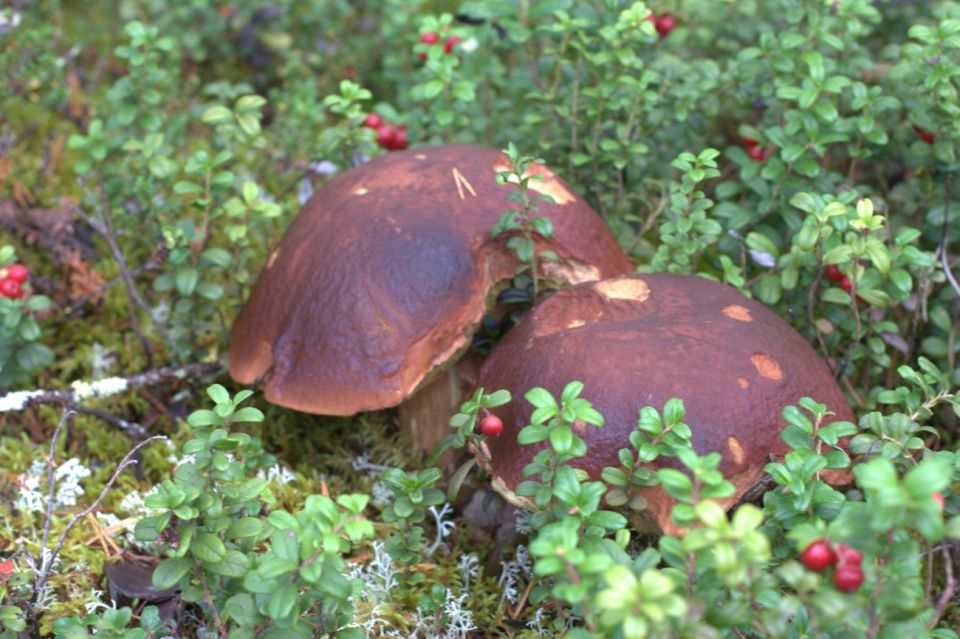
[747,145,766,161]
[800,540,836,572]
[443,35,462,54]
[836,544,863,566]
[376,124,397,149]
[420,32,440,45]
[391,127,409,151]
[655,13,677,37]
[7,264,28,284]
[0,279,23,299]
[190,226,206,253]
[834,564,864,592]
[839,275,852,293]
[479,415,503,437]
[933,492,945,511]
[644,14,660,36]
[741,136,760,149]
[913,124,935,144]
[0,560,12,578]
[824,264,843,283]
[362,113,383,129]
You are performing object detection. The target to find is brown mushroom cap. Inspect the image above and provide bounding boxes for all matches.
[472,273,855,532]
[228,145,633,415]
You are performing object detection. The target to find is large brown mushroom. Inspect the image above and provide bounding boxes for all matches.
[228,145,633,450]
[471,273,855,534]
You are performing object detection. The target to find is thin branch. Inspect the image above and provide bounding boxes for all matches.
[64,183,180,366]
[40,412,73,567]
[927,543,956,630]
[96,183,153,366]
[0,361,221,438]
[935,174,960,298]
[833,259,864,383]
[31,409,166,605]
[35,435,167,602]
[808,243,834,372]
[197,567,229,639]
[63,402,152,440]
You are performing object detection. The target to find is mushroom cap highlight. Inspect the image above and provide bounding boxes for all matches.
[472,273,855,531]
[228,145,633,415]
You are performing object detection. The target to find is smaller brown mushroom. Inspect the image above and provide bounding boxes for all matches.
[471,273,855,535]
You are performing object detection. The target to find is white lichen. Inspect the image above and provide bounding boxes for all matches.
[258,463,297,485]
[72,376,128,400]
[0,389,43,412]
[526,606,553,636]
[458,553,479,591]
[514,509,533,535]
[370,480,393,507]
[347,541,397,605]
[407,589,477,639]
[498,544,533,605]
[429,503,456,541]
[83,588,112,615]
[150,301,170,324]
[25,549,60,611]
[440,591,477,638]
[71,380,93,400]
[351,452,393,476]
[16,457,92,513]
[89,342,117,377]
[349,540,478,638]
[118,490,147,516]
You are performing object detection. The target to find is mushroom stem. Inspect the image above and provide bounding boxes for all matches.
[397,355,482,458]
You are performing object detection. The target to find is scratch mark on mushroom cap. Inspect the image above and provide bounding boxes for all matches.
[722,304,752,322]
[751,353,784,380]
[727,436,746,465]
[594,277,650,302]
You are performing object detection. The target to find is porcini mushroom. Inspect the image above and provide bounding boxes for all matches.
[471,273,855,534]
[228,145,633,450]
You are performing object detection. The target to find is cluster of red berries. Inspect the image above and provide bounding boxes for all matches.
[824,264,859,297]
[479,414,503,437]
[418,31,462,59]
[800,539,865,592]
[913,124,935,145]
[0,263,30,299]
[362,114,409,151]
[741,136,775,162]
[646,12,677,38]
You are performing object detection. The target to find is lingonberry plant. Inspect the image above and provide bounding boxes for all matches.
[2,0,960,636]
[0,246,53,390]
[641,148,727,278]
[133,385,375,638]
[492,142,560,303]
